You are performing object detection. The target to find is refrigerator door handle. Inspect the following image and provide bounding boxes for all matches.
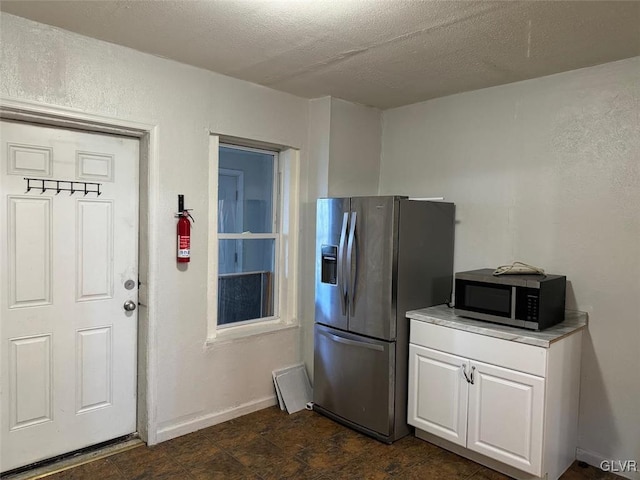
[338,211,349,315]
[347,211,357,316]
[325,331,384,352]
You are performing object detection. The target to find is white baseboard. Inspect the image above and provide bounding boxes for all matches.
[577,448,640,480]
[155,395,278,444]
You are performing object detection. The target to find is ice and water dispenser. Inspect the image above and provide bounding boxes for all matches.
[320,245,337,285]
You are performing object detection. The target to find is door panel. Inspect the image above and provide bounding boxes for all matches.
[467,360,544,476]
[408,344,469,447]
[348,196,397,340]
[9,335,53,430]
[313,324,394,436]
[315,198,350,331]
[76,326,112,413]
[0,121,139,472]
[8,196,52,307]
[76,200,113,301]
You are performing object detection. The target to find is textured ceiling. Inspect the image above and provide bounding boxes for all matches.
[1,0,639,109]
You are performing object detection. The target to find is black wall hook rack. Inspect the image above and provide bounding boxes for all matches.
[25,177,102,196]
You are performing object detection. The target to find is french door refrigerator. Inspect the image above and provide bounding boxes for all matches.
[314,196,455,443]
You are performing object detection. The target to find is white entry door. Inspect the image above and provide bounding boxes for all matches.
[0,121,139,472]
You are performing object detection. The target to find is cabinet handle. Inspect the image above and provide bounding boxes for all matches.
[461,365,476,384]
[461,364,472,384]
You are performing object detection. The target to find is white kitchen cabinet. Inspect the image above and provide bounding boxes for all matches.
[409,345,545,475]
[466,359,545,475]
[407,306,586,480]
[408,345,469,447]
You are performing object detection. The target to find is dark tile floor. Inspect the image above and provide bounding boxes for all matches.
[45,407,619,480]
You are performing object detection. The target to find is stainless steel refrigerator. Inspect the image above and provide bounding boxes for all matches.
[313,196,455,443]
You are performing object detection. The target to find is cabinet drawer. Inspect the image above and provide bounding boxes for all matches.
[410,321,547,377]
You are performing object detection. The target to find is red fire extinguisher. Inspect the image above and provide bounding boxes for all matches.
[176,195,194,263]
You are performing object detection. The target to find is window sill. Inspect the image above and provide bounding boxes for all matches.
[205,319,299,348]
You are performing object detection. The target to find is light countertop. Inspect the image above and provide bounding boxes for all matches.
[406,304,587,348]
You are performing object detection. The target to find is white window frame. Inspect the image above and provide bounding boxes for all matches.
[207,135,299,344]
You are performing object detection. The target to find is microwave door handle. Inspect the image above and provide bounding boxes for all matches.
[338,212,349,315]
[347,211,357,316]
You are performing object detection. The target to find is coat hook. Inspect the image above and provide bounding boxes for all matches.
[24,177,102,197]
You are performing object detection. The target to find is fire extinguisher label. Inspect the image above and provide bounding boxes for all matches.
[177,235,190,257]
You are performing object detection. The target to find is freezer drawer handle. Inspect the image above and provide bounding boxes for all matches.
[324,331,384,352]
[338,212,349,315]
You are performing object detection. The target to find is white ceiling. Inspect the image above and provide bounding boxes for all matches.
[2,1,639,109]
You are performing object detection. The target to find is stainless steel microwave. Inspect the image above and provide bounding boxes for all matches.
[454,269,566,330]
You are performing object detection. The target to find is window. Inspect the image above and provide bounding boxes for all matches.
[217,144,278,326]
[208,137,299,341]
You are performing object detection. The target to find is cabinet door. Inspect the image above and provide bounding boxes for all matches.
[467,360,544,476]
[408,344,469,447]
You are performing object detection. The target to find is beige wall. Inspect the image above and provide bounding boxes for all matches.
[1,13,311,442]
[328,98,382,197]
[380,57,640,475]
[301,97,332,381]
[302,97,382,378]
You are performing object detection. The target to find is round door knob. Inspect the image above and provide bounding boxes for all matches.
[123,300,137,312]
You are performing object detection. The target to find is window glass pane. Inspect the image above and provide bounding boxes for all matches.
[218,146,274,234]
[218,239,275,325]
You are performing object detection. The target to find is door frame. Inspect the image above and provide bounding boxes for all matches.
[0,96,159,446]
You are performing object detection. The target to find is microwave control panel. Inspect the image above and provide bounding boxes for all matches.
[526,293,539,321]
[515,287,540,322]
